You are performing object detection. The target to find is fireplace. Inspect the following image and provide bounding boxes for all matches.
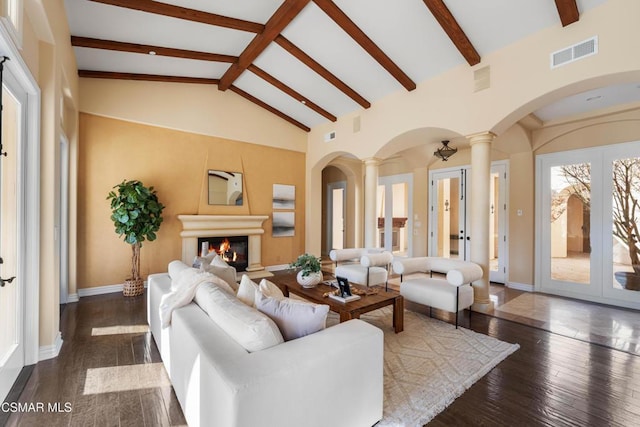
[198,236,249,272]
[178,215,269,275]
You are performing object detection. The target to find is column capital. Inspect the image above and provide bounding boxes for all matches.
[363,157,381,167]
[466,131,496,146]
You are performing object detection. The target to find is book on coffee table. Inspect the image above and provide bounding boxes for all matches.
[329,294,361,303]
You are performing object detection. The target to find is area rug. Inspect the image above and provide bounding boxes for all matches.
[328,308,519,426]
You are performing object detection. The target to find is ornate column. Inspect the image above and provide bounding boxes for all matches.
[363,158,380,248]
[468,132,496,312]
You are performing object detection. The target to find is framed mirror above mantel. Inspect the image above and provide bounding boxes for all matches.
[208,170,243,206]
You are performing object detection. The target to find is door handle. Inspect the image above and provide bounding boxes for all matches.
[0,257,15,287]
[0,276,15,287]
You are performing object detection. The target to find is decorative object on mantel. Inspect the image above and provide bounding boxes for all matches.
[108,180,165,296]
[290,253,323,288]
[434,139,457,161]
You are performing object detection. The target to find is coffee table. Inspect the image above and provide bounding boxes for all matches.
[271,271,404,333]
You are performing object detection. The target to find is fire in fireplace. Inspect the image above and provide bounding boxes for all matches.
[197,236,249,272]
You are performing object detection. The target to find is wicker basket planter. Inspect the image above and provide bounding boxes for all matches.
[123,278,144,297]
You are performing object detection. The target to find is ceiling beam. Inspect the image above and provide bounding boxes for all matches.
[229,85,310,132]
[218,0,312,91]
[313,0,416,91]
[554,0,580,27]
[78,70,220,85]
[71,36,237,63]
[422,0,480,66]
[89,0,264,33]
[248,64,336,122]
[275,35,370,109]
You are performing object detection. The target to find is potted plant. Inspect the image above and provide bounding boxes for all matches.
[107,180,165,296]
[290,253,323,288]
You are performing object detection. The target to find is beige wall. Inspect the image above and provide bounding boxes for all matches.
[79,78,307,153]
[78,113,306,288]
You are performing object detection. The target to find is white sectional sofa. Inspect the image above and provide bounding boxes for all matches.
[147,262,384,427]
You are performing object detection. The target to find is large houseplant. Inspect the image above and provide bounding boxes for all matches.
[290,253,323,288]
[107,180,165,296]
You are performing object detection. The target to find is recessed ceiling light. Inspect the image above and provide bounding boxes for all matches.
[149,51,157,55]
[301,100,306,104]
[586,95,602,102]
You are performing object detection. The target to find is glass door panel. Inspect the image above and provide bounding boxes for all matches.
[606,155,640,303]
[430,170,466,259]
[549,163,592,284]
[489,164,507,283]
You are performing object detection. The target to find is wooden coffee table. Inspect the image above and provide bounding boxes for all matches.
[271,271,404,333]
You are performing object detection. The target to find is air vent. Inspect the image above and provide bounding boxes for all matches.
[324,131,336,142]
[551,36,598,69]
[473,66,490,92]
[353,116,361,133]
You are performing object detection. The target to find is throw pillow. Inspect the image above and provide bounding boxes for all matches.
[202,263,238,292]
[192,251,217,268]
[211,254,230,267]
[255,293,330,341]
[237,275,285,307]
[194,282,284,352]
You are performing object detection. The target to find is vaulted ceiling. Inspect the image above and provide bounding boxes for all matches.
[65,0,607,132]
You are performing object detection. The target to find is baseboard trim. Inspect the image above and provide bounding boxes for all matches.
[266,264,290,272]
[39,331,63,361]
[67,293,79,303]
[507,282,534,292]
[77,281,148,298]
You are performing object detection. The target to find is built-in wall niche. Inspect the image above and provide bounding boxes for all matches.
[198,236,249,272]
[208,170,243,205]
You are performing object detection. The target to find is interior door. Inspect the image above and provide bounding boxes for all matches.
[326,181,346,252]
[0,77,24,400]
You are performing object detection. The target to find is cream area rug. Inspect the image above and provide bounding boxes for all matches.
[328,307,519,426]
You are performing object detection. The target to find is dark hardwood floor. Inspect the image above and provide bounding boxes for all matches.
[4,290,640,426]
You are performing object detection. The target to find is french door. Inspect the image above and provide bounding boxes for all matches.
[536,141,640,309]
[429,163,508,283]
[0,70,25,400]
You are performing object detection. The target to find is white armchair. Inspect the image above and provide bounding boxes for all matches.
[329,248,393,290]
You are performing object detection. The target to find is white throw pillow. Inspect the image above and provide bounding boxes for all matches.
[202,263,238,292]
[255,293,330,341]
[192,251,217,268]
[237,275,285,307]
[211,254,230,267]
[194,282,284,352]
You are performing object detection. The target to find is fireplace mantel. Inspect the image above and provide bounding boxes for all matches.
[178,215,269,272]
